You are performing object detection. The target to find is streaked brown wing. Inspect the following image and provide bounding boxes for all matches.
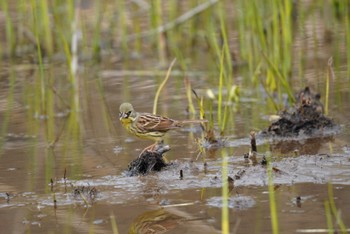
[136,113,180,132]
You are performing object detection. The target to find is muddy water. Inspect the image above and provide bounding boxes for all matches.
[1,10,350,234]
[1,65,349,234]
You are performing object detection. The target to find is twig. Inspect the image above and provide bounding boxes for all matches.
[99,69,206,78]
[50,178,54,192]
[6,192,10,203]
[250,131,257,152]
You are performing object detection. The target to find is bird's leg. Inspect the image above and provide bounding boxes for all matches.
[138,140,164,157]
[138,143,156,157]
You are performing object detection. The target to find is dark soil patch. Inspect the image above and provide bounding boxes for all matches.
[126,144,169,176]
[262,87,338,137]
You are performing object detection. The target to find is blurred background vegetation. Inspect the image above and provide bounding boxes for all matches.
[1,1,350,233]
[1,0,349,125]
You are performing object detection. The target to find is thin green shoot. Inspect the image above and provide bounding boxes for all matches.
[1,0,16,55]
[327,183,347,233]
[325,70,330,116]
[153,58,176,114]
[267,152,279,234]
[70,4,80,116]
[116,0,128,54]
[110,213,120,234]
[218,1,232,81]
[92,1,103,61]
[259,79,279,111]
[191,89,206,120]
[324,200,333,234]
[218,45,225,131]
[221,149,229,234]
[0,66,16,156]
[325,57,335,116]
[262,52,295,104]
[184,77,196,115]
[31,0,47,115]
[40,0,53,56]
[344,0,350,79]
[150,0,166,65]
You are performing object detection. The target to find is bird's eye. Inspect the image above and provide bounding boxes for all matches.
[126,111,132,117]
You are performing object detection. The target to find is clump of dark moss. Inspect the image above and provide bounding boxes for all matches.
[125,144,169,176]
[262,87,338,137]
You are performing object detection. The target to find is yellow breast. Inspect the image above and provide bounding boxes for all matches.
[120,118,132,131]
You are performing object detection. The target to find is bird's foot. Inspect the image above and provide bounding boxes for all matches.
[138,142,166,158]
[138,143,157,157]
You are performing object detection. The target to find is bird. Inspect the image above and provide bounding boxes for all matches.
[119,102,206,154]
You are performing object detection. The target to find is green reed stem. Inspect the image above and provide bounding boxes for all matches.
[325,65,330,116]
[117,0,128,54]
[131,3,142,53]
[46,69,56,142]
[218,46,225,131]
[221,149,229,234]
[328,183,347,233]
[40,0,53,56]
[184,77,196,115]
[153,58,177,114]
[262,52,295,104]
[345,1,350,79]
[267,152,279,234]
[71,5,80,116]
[110,213,120,234]
[0,0,16,56]
[150,0,166,65]
[92,0,103,61]
[218,1,232,81]
[31,0,46,115]
[0,67,16,156]
[324,200,334,234]
[192,90,206,120]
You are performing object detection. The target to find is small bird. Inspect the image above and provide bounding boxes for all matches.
[119,102,206,153]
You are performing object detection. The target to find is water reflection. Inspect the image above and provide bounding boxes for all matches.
[269,136,336,155]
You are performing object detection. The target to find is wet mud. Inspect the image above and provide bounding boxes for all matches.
[2,150,349,210]
[262,87,339,138]
[126,144,170,176]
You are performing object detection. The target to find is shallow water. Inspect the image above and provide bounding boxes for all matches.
[1,2,350,234]
[1,71,349,233]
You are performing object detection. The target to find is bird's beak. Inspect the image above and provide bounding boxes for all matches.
[119,111,132,121]
[119,112,126,120]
